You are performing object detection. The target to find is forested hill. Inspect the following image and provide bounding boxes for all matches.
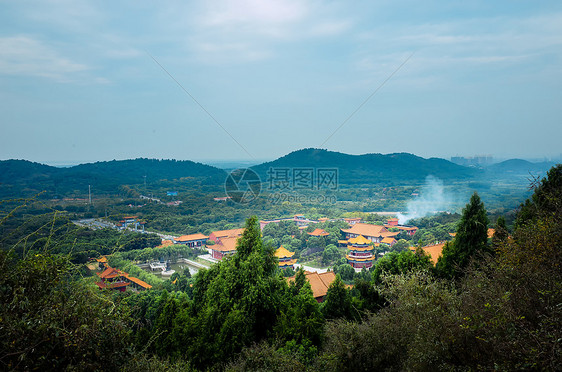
[0,158,226,199]
[251,148,477,185]
[486,159,556,175]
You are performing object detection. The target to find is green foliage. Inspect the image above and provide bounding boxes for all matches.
[437,192,489,279]
[321,244,340,265]
[371,249,432,284]
[390,238,410,252]
[321,275,353,320]
[0,251,133,370]
[492,215,509,249]
[318,271,460,371]
[333,263,355,281]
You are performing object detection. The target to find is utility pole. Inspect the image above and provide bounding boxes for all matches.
[88,185,92,204]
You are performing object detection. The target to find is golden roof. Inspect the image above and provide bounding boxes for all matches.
[348,235,372,245]
[275,245,295,259]
[278,259,297,266]
[346,254,375,262]
[381,237,396,244]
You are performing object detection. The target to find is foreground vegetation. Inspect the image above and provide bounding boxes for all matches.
[1,165,561,371]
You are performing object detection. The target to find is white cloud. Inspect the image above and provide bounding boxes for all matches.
[185,0,353,62]
[0,36,89,82]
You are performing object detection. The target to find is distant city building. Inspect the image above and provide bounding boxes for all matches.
[451,155,494,167]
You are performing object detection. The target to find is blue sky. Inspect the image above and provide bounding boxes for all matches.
[1,0,561,164]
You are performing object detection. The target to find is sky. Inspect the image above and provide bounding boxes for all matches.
[1,0,561,165]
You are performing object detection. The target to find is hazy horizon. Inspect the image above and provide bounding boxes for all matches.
[2,1,562,163]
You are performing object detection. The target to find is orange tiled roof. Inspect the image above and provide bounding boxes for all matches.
[487,228,495,239]
[175,233,209,242]
[211,228,245,239]
[341,223,391,238]
[381,237,396,245]
[124,274,152,289]
[96,256,108,263]
[410,243,447,265]
[212,236,239,252]
[287,271,338,300]
[305,272,331,299]
[308,228,329,237]
[97,267,126,279]
[275,245,295,259]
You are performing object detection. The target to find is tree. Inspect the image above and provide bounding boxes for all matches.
[437,192,489,279]
[334,263,355,281]
[516,164,562,227]
[391,239,410,252]
[372,250,432,284]
[322,244,339,265]
[322,274,353,320]
[491,216,508,249]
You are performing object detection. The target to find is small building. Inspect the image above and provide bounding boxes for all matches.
[294,214,308,227]
[209,228,245,243]
[96,255,109,270]
[386,218,399,226]
[96,267,130,292]
[307,228,329,237]
[381,236,397,247]
[383,219,418,236]
[260,219,281,231]
[346,235,375,269]
[275,246,296,269]
[213,196,232,201]
[173,233,209,248]
[344,217,361,226]
[210,236,239,260]
[156,239,173,249]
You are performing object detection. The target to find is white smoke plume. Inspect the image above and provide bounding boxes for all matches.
[397,175,452,225]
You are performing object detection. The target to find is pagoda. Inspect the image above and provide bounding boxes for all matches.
[275,245,297,269]
[345,235,375,269]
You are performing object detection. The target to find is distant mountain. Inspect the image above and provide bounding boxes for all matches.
[0,158,226,199]
[487,159,556,175]
[251,148,477,186]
